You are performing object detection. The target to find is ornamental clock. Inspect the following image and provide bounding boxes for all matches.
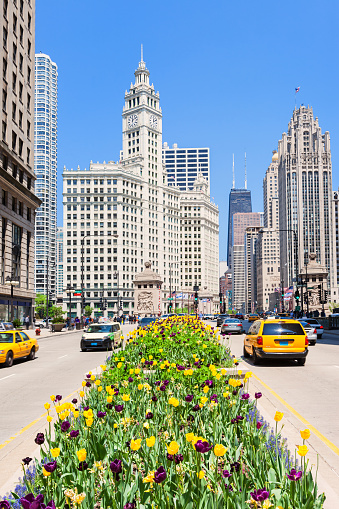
[128,114,138,128]
[149,114,158,128]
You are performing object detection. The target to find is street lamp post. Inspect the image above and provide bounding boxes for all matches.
[5,276,20,321]
[113,271,120,316]
[65,284,74,326]
[169,262,173,313]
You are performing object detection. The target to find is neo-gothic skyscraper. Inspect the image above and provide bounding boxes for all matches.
[34,54,58,298]
[278,105,332,287]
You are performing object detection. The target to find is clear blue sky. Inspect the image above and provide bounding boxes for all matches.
[36,0,339,260]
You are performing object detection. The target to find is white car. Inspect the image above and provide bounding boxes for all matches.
[80,323,122,352]
[299,321,317,346]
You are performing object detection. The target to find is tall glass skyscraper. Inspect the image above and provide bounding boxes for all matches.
[34,54,58,298]
[227,189,252,268]
[162,143,210,192]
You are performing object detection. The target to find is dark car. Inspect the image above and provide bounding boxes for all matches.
[235,313,244,320]
[217,314,229,327]
[137,317,158,329]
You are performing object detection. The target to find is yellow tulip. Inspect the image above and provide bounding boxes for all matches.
[149,355,153,360]
[117,362,123,368]
[200,396,208,405]
[98,386,102,392]
[141,358,145,363]
[79,391,85,398]
[86,419,93,427]
[107,396,113,403]
[76,449,87,462]
[44,403,50,410]
[300,429,311,440]
[95,380,101,386]
[121,394,130,402]
[100,364,107,371]
[214,444,227,457]
[50,395,56,402]
[167,441,179,455]
[274,411,284,422]
[146,436,156,447]
[223,392,230,398]
[47,415,53,422]
[203,386,209,394]
[143,422,150,429]
[81,381,86,387]
[197,470,205,479]
[130,439,142,451]
[75,493,86,504]
[42,467,51,477]
[51,448,60,458]
[114,423,118,428]
[297,445,308,456]
[90,375,95,381]
[74,411,79,418]
[168,397,179,407]
[186,432,195,442]
[120,357,125,361]
[135,368,141,374]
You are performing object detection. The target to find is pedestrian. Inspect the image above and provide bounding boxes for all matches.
[25,315,30,330]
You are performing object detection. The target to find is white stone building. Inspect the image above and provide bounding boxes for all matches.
[62,56,219,318]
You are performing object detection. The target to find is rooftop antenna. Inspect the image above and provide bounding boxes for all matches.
[232,154,235,189]
[244,152,247,189]
[141,44,144,62]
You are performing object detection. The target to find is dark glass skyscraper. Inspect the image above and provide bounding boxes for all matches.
[227,189,252,267]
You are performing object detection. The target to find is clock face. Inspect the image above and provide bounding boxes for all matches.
[149,114,158,128]
[128,114,138,128]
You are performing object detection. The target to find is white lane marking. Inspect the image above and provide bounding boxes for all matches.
[0,374,16,381]
[58,355,68,359]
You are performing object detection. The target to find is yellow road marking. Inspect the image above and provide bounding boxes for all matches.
[252,373,339,456]
[0,387,80,450]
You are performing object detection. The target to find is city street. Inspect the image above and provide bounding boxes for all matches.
[1,321,339,504]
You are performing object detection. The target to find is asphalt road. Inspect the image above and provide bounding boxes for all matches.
[0,325,133,445]
[223,320,339,450]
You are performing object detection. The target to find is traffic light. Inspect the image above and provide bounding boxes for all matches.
[99,296,103,309]
[194,292,198,302]
[324,290,328,302]
[281,288,285,298]
[219,292,222,305]
[294,290,300,302]
[104,298,108,309]
[318,285,322,301]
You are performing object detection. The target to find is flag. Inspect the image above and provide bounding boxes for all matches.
[295,86,300,93]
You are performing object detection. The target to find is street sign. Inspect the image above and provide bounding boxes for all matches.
[73,292,82,296]
[168,297,173,301]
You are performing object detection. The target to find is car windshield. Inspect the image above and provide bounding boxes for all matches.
[224,319,239,323]
[262,322,305,336]
[304,319,319,325]
[87,325,112,333]
[299,321,311,328]
[0,333,13,343]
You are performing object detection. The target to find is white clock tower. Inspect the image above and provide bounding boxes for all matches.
[122,52,162,186]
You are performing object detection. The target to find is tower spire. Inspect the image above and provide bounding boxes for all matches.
[232,154,235,189]
[244,152,247,189]
[141,43,143,62]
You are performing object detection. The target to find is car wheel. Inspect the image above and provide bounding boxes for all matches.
[297,358,306,366]
[310,341,316,346]
[5,351,14,368]
[243,345,250,358]
[107,341,113,351]
[252,348,261,365]
[317,334,322,339]
[81,344,87,352]
[28,347,35,360]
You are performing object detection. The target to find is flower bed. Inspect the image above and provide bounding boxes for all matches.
[2,317,325,509]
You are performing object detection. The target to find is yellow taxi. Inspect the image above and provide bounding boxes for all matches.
[243,319,308,366]
[248,313,260,322]
[0,331,39,368]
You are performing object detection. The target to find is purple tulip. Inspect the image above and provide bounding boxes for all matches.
[83,406,89,411]
[174,454,183,464]
[185,395,194,402]
[115,405,124,412]
[160,385,166,392]
[86,374,91,378]
[106,404,113,410]
[44,461,57,473]
[225,484,233,492]
[222,470,232,478]
[194,440,212,453]
[70,430,79,438]
[124,503,136,509]
[151,396,158,402]
[192,404,200,412]
[114,389,119,395]
[55,395,62,402]
[128,377,134,383]
[72,398,78,404]
[20,494,51,509]
[60,421,71,433]
[210,394,218,402]
[154,381,161,386]
[22,457,32,465]
[257,422,263,430]
[287,468,303,481]
[166,453,174,461]
[255,392,262,399]
[154,466,167,483]
[0,501,11,509]
[231,418,237,424]
[110,459,122,474]
[146,412,153,419]
[176,365,185,371]
[77,461,88,471]
[241,393,250,400]
[230,461,240,472]
[97,411,106,418]
[250,489,270,502]
[236,415,244,422]
[163,380,170,386]
[86,381,91,387]
[34,433,45,445]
